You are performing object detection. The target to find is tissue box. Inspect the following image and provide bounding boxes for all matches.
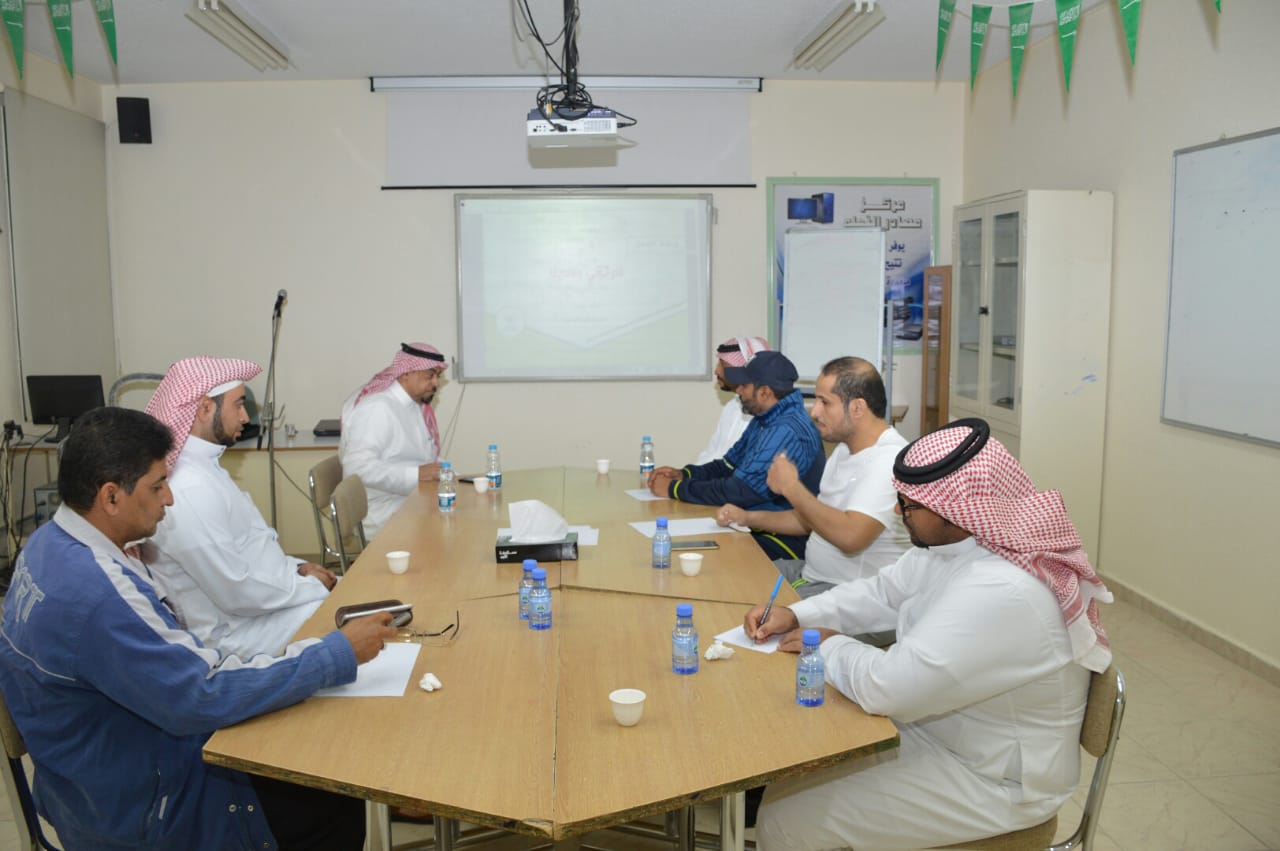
[495,533,579,564]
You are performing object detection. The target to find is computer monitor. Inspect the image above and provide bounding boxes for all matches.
[26,375,105,443]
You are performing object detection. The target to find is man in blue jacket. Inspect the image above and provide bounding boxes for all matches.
[647,351,823,560]
[0,406,396,850]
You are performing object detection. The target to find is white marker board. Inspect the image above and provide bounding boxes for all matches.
[1162,127,1280,447]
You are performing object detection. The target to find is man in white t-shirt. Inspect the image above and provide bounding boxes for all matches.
[717,356,909,598]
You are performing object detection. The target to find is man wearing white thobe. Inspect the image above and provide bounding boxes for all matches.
[746,419,1113,850]
[145,357,335,658]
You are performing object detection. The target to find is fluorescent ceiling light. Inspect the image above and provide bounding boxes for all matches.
[793,0,886,72]
[186,0,289,72]
[371,76,762,92]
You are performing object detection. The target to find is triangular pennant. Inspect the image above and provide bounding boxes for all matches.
[1008,3,1035,97]
[969,5,992,89]
[1116,0,1141,65]
[48,0,74,77]
[1214,0,1220,11]
[936,0,957,71]
[95,0,117,65]
[1055,0,1082,91]
[1,0,23,79]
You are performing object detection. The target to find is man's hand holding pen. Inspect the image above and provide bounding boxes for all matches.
[743,601,798,644]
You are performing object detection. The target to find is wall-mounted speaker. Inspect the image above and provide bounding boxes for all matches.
[116,97,152,144]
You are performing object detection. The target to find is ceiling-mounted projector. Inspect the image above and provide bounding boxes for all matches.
[527,107,619,148]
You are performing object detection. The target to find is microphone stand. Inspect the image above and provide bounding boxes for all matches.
[262,300,284,528]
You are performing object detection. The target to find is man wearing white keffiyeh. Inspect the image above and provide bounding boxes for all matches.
[746,418,1111,851]
[694,336,771,465]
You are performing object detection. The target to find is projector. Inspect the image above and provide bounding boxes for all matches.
[527,107,619,148]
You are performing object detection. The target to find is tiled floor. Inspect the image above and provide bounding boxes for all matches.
[2,598,1277,850]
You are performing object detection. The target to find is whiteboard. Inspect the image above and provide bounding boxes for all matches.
[1162,127,1280,447]
[456,194,711,381]
[780,228,886,381]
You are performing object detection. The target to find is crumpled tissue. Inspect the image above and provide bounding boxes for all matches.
[508,500,570,544]
[419,672,443,692]
[704,640,735,661]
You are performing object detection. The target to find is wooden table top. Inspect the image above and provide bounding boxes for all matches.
[204,467,897,840]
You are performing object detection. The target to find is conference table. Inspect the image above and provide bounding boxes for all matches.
[204,468,898,849]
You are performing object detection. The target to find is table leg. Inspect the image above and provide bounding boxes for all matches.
[674,805,696,851]
[720,792,745,851]
[366,801,390,851]
[433,816,458,851]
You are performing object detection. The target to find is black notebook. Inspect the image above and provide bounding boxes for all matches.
[313,419,341,437]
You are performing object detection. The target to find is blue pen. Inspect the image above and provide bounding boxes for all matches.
[757,574,785,634]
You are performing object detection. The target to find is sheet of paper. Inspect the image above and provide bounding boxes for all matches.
[497,525,599,546]
[715,625,781,654]
[314,642,420,698]
[625,488,666,502]
[628,517,733,538]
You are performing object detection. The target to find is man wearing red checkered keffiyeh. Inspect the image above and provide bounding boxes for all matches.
[339,343,449,539]
[694,336,772,464]
[748,418,1109,851]
[144,357,336,659]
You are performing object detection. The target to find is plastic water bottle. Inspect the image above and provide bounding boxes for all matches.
[437,460,456,513]
[652,517,671,569]
[486,444,502,489]
[518,559,536,620]
[672,603,699,674]
[796,629,825,706]
[528,567,552,630]
[640,435,655,475]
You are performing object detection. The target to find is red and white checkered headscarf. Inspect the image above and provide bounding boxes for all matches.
[893,421,1113,673]
[716,336,771,368]
[350,343,447,451]
[144,356,262,473]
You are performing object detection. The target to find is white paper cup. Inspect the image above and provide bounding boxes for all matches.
[678,552,703,577]
[596,459,611,474]
[609,688,646,727]
[386,551,410,574]
[473,477,490,494]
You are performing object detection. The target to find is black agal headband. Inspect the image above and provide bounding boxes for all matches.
[401,343,445,363]
[893,418,991,484]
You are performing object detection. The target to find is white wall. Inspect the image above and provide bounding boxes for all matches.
[103,78,963,475]
[0,56,102,428]
[964,0,1280,667]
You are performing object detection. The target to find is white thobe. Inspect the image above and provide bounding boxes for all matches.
[758,537,1089,851]
[694,397,752,465]
[801,428,911,585]
[146,437,329,658]
[339,381,437,539]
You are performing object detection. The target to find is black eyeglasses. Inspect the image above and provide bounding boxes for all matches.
[395,610,460,645]
[897,495,929,517]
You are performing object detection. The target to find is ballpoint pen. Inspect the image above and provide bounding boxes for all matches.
[757,574,785,636]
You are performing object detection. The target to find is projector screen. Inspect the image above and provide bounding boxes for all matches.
[456,194,712,381]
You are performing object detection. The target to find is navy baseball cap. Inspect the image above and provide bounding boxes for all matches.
[722,350,798,395]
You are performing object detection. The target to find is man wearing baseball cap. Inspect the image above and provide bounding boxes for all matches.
[694,336,771,465]
[648,350,823,561]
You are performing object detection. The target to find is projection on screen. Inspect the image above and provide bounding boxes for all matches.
[456,195,712,381]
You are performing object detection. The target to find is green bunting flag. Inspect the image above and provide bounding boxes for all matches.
[936,0,956,71]
[969,5,992,89]
[1215,0,1220,11]
[1116,0,1141,65]
[1054,0,1082,91]
[95,0,117,65]
[1,0,23,79]
[48,0,73,77]
[1008,3,1034,97]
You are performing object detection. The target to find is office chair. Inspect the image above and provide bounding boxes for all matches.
[0,693,61,850]
[937,664,1126,851]
[328,475,368,574]
[308,455,344,571]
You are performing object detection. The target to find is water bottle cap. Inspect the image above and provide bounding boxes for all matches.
[656,517,668,528]
[489,444,498,450]
[642,435,651,442]
[532,567,547,580]
[676,603,693,617]
[440,460,451,469]
[522,559,536,571]
[802,629,821,646]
